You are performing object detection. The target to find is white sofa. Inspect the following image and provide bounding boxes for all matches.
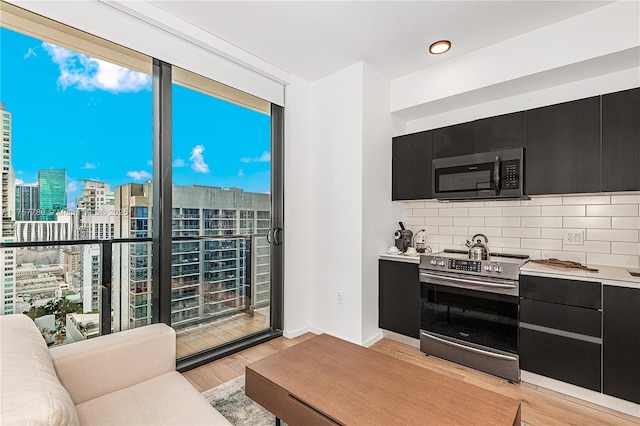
[0,314,231,425]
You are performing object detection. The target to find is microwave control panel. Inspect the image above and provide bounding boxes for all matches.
[502,160,520,189]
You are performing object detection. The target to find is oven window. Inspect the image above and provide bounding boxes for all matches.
[420,283,518,353]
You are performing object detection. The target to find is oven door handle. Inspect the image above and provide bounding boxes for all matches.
[421,332,518,362]
[420,271,517,289]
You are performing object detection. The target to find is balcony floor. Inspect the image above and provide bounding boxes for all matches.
[175,307,270,358]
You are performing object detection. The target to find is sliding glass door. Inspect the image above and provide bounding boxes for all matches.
[169,68,275,359]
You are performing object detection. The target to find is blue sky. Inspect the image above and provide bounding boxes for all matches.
[0,27,271,209]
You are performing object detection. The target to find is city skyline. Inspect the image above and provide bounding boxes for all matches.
[0,27,272,210]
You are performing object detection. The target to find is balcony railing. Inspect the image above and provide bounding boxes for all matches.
[1,233,270,345]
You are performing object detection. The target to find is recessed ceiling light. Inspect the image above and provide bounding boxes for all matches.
[429,40,451,55]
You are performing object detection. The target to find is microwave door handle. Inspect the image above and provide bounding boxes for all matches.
[494,155,501,196]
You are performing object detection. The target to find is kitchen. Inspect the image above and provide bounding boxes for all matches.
[13,0,639,423]
[380,85,640,418]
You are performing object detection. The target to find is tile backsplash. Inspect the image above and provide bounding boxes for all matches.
[404,193,640,269]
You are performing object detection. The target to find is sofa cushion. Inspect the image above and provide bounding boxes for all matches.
[75,371,231,425]
[0,314,79,425]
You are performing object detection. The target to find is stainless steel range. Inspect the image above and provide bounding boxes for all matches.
[419,249,529,382]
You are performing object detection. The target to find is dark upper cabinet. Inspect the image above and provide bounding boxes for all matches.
[432,121,475,159]
[474,111,527,152]
[526,96,601,195]
[392,131,432,200]
[603,286,640,404]
[602,87,640,192]
[379,260,420,339]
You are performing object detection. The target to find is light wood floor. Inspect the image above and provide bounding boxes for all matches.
[183,333,639,425]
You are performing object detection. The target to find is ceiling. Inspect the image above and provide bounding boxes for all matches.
[148,1,613,82]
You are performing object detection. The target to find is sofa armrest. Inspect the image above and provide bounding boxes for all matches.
[49,323,176,405]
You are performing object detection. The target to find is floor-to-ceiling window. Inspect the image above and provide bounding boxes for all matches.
[0,2,283,364]
[170,68,274,358]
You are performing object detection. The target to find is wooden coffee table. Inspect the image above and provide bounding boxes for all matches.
[245,334,521,425]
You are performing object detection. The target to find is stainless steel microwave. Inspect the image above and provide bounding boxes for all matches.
[432,148,527,200]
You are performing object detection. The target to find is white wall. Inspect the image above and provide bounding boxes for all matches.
[308,63,364,343]
[282,76,312,338]
[361,63,398,345]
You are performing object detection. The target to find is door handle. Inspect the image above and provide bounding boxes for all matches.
[494,155,501,196]
[272,227,282,245]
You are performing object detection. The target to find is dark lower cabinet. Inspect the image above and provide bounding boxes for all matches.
[520,328,601,392]
[379,260,419,339]
[603,286,640,404]
[526,96,601,195]
[392,131,432,200]
[602,87,640,192]
[519,274,602,392]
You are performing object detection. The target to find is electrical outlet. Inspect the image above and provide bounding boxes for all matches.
[564,229,585,246]
[337,291,344,305]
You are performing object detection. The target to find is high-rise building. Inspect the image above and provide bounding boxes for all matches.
[79,244,101,313]
[111,182,270,332]
[77,180,114,214]
[15,183,39,221]
[38,169,66,221]
[0,103,16,315]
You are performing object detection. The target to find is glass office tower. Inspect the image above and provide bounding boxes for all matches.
[38,169,66,221]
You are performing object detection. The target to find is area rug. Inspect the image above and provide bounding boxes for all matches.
[202,375,277,426]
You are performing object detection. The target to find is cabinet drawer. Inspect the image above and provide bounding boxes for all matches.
[520,275,601,309]
[520,328,601,392]
[520,299,601,337]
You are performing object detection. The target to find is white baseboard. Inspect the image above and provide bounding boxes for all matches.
[362,330,384,348]
[282,326,311,339]
[521,371,640,418]
[382,330,420,349]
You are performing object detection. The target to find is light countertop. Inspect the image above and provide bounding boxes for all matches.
[520,262,640,289]
[379,253,640,289]
[379,252,421,264]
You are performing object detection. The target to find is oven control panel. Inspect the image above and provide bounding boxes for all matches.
[448,259,481,273]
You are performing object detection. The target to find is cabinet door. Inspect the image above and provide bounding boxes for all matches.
[602,87,640,192]
[520,328,601,392]
[526,97,601,195]
[392,131,432,200]
[432,121,475,159]
[603,286,640,404]
[379,260,420,338]
[475,111,527,152]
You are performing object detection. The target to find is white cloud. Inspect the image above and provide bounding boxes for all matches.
[67,181,78,192]
[68,201,76,210]
[127,170,152,181]
[15,178,24,185]
[24,47,37,59]
[240,151,271,163]
[17,170,24,175]
[173,158,186,168]
[238,169,244,178]
[42,42,151,93]
[147,160,153,166]
[81,162,97,169]
[190,145,210,173]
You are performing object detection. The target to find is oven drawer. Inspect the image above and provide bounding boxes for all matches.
[520,299,601,337]
[520,275,601,309]
[520,328,601,392]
